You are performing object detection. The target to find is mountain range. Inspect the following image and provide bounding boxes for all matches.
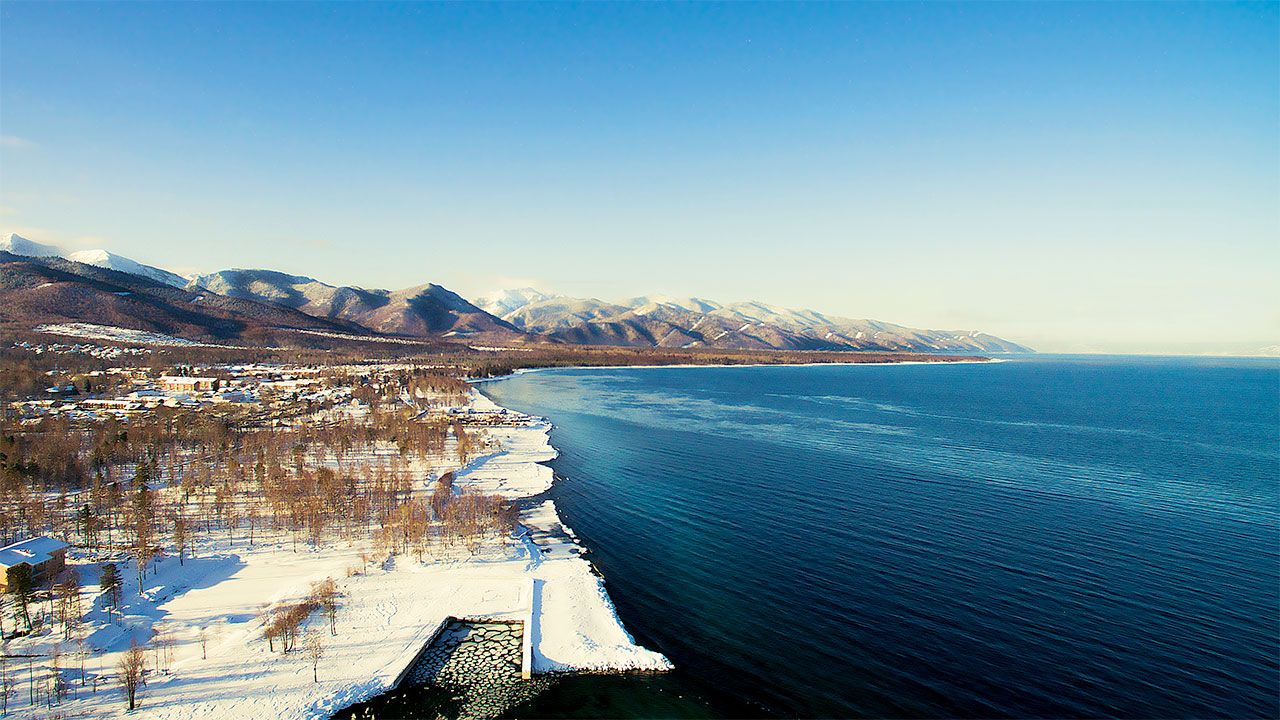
[188,269,518,338]
[0,250,376,348]
[475,290,1032,353]
[1,235,189,287]
[0,233,1032,353]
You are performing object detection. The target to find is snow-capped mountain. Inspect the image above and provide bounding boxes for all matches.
[475,287,559,317]
[0,234,62,258]
[0,249,374,346]
[624,295,723,315]
[477,290,1034,354]
[66,248,188,287]
[501,296,624,330]
[2,231,1032,352]
[1,233,187,287]
[189,269,523,339]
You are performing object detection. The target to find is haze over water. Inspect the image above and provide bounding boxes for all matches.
[482,357,1280,718]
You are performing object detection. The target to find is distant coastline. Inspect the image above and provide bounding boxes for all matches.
[469,355,1005,383]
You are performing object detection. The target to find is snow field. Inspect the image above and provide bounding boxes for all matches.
[4,388,668,719]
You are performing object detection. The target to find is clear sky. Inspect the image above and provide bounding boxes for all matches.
[1,2,1276,354]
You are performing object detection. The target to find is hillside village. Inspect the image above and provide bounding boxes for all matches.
[8,361,344,421]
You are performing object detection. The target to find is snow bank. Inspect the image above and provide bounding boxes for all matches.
[518,500,670,673]
[456,393,671,673]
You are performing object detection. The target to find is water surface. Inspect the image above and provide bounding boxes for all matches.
[482,356,1279,718]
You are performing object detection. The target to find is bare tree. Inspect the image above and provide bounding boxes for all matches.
[245,505,258,545]
[305,633,324,683]
[311,578,339,636]
[261,609,279,653]
[172,513,188,565]
[76,636,87,688]
[152,624,174,674]
[133,519,155,595]
[116,641,146,711]
[54,576,81,642]
[0,656,14,716]
[50,643,65,702]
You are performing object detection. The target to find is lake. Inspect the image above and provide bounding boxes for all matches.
[479,356,1279,718]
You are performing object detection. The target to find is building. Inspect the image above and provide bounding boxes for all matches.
[79,398,144,412]
[0,537,70,590]
[159,376,219,392]
[212,389,255,403]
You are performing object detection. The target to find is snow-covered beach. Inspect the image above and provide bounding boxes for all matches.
[452,392,671,676]
[7,388,668,720]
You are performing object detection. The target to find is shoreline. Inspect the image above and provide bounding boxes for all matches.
[35,378,674,720]
[314,388,674,717]
[460,389,673,674]
[470,356,1012,383]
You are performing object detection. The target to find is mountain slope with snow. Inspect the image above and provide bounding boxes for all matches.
[0,251,384,347]
[1,232,1030,352]
[482,291,1033,354]
[0,233,63,257]
[190,269,528,341]
[66,248,188,287]
[1,233,188,287]
[475,287,559,317]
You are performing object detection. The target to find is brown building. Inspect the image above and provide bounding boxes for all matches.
[0,537,70,590]
[159,376,219,393]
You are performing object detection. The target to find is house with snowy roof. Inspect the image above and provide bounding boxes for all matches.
[160,375,219,393]
[0,536,69,590]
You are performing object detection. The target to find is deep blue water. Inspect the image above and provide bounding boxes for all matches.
[482,356,1280,719]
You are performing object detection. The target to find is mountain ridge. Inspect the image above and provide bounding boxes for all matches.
[0,250,388,348]
[1,234,1033,353]
[1,234,188,287]
[188,268,526,342]
[478,288,1033,354]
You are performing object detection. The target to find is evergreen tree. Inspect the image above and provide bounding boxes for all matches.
[6,566,32,633]
[99,563,122,622]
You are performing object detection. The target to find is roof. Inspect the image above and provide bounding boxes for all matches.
[0,536,70,568]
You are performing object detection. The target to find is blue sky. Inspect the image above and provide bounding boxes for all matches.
[1,2,1276,353]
